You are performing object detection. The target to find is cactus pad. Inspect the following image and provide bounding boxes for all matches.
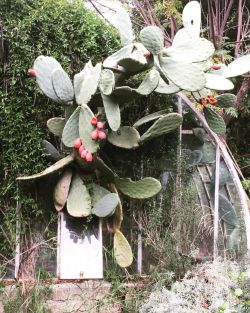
[107,126,140,149]
[159,57,206,91]
[115,177,161,199]
[99,69,115,95]
[113,86,134,96]
[210,160,230,189]
[140,26,164,55]
[103,44,133,69]
[93,156,115,181]
[166,38,215,63]
[136,69,160,96]
[205,73,234,90]
[91,183,110,205]
[222,55,250,78]
[92,193,119,218]
[182,1,201,39]
[118,50,147,73]
[74,60,93,104]
[54,168,73,211]
[47,117,65,137]
[16,155,74,181]
[133,110,169,128]
[109,184,123,230]
[67,174,91,217]
[114,230,133,268]
[42,140,61,161]
[216,94,236,108]
[101,94,121,131]
[219,194,239,227]
[79,104,99,153]
[139,113,183,143]
[34,56,62,102]
[62,107,80,147]
[192,128,207,144]
[204,107,226,134]
[154,77,180,94]
[52,68,74,102]
[75,63,102,105]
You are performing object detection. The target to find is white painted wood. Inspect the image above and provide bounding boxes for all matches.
[213,146,221,260]
[15,183,21,280]
[57,212,103,279]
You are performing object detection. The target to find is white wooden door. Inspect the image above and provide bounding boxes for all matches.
[57,212,103,279]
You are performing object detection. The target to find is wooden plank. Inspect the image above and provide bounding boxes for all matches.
[15,183,21,280]
[57,212,103,279]
[213,145,220,260]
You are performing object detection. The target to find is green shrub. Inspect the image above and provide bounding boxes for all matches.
[0,0,120,261]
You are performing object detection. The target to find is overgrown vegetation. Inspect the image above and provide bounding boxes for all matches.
[0,0,120,271]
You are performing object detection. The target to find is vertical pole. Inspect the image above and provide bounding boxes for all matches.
[137,223,142,276]
[213,142,221,259]
[15,183,21,280]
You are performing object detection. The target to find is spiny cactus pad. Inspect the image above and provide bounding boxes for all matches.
[16,155,74,181]
[136,69,160,96]
[93,156,116,181]
[74,60,93,104]
[133,110,169,128]
[109,184,123,230]
[101,94,121,131]
[42,140,61,161]
[47,117,65,137]
[159,57,206,91]
[222,55,250,78]
[91,183,110,205]
[166,38,215,63]
[107,126,140,149]
[219,193,239,227]
[115,177,161,199]
[139,113,183,143]
[99,69,115,95]
[79,104,99,153]
[53,168,73,211]
[204,107,226,134]
[113,86,134,96]
[140,26,164,55]
[192,128,207,144]
[154,77,180,94]
[62,107,80,147]
[52,68,74,102]
[67,174,91,217]
[216,94,236,108]
[205,73,234,90]
[34,56,62,102]
[118,50,147,73]
[76,63,102,105]
[92,193,119,218]
[114,230,133,268]
[211,160,230,189]
[103,44,133,69]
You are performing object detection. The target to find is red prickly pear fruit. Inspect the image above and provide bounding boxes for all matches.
[86,152,93,162]
[212,64,221,70]
[74,138,82,149]
[114,64,119,69]
[91,116,98,125]
[27,68,37,77]
[97,121,104,129]
[98,131,106,140]
[91,129,99,140]
[78,145,85,154]
[80,149,87,159]
[143,51,151,57]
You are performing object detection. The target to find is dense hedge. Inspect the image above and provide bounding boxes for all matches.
[0,0,120,259]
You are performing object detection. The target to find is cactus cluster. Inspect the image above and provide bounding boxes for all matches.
[18,1,250,268]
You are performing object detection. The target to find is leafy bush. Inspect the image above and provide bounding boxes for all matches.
[0,0,119,261]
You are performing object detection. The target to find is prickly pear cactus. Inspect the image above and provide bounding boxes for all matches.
[17,0,248,269]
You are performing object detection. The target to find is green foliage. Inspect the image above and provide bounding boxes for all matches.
[0,0,119,260]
